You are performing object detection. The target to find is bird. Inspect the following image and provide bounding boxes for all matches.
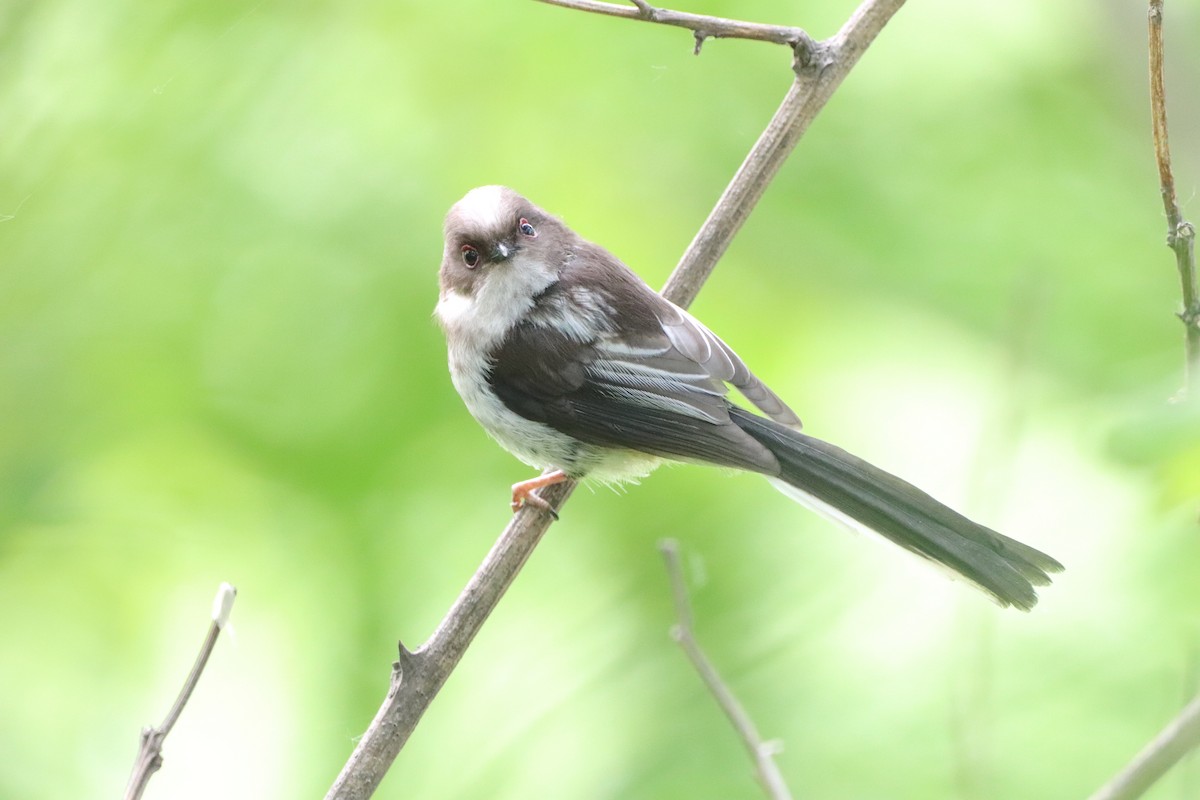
[434,185,1062,610]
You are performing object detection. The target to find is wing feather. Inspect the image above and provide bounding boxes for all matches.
[659,303,801,428]
[485,243,795,474]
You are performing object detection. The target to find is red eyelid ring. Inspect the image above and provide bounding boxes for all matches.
[519,218,537,237]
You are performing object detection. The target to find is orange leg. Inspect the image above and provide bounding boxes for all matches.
[511,470,568,519]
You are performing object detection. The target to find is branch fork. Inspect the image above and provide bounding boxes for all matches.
[124,583,237,800]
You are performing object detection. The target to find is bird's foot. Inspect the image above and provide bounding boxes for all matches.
[511,470,568,520]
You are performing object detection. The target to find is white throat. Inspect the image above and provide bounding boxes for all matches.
[436,254,558,351]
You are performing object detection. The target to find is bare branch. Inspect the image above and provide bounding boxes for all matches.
[325,1,908,796]
[124,583,237,800]
[1087,693,1200,800]
[534,0,815,56]
[1148,0,1200,398]
[659,540,793,800]
[324,480,574,799]
[662,0,906,306]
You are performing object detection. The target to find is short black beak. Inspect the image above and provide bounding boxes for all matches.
[491,241,512,262]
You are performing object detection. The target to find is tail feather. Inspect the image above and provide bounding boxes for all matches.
[731,408,1063,610]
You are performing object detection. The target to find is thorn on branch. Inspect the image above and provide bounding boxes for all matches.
[538,0,814,61]
[394,642,417,684]
[390,642,421,697]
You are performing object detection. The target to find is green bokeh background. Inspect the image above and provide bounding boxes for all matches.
[3,0,1200,797]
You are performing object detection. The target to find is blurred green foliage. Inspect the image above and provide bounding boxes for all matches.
[2,0,1199,798]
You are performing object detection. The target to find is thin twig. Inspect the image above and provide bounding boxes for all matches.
[1148,0,1200,399]
[124,583,237,800]
[659,540,793,800]
[324,2,907,797]
[1087,693,1200,800]
[535,0,815,57]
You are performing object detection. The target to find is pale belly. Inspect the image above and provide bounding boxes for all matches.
[448,350,661,483]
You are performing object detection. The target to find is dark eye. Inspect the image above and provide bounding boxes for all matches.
[461,245,480,268]
[518,218,537,238]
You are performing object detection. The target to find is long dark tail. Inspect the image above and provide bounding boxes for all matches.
[730,408,1063,610]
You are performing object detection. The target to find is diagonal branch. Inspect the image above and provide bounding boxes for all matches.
[1148,0,1200,398]
[324,2,907,797]
[1086,692,1200,800]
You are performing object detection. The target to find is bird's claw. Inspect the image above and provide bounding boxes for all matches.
[511,489,559,520]
[509,470,568,521]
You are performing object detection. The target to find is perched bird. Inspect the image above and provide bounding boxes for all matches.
[435,186,1062,610]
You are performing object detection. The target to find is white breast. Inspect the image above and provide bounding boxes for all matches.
[435,260,661,482]
[436,256,582,472]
